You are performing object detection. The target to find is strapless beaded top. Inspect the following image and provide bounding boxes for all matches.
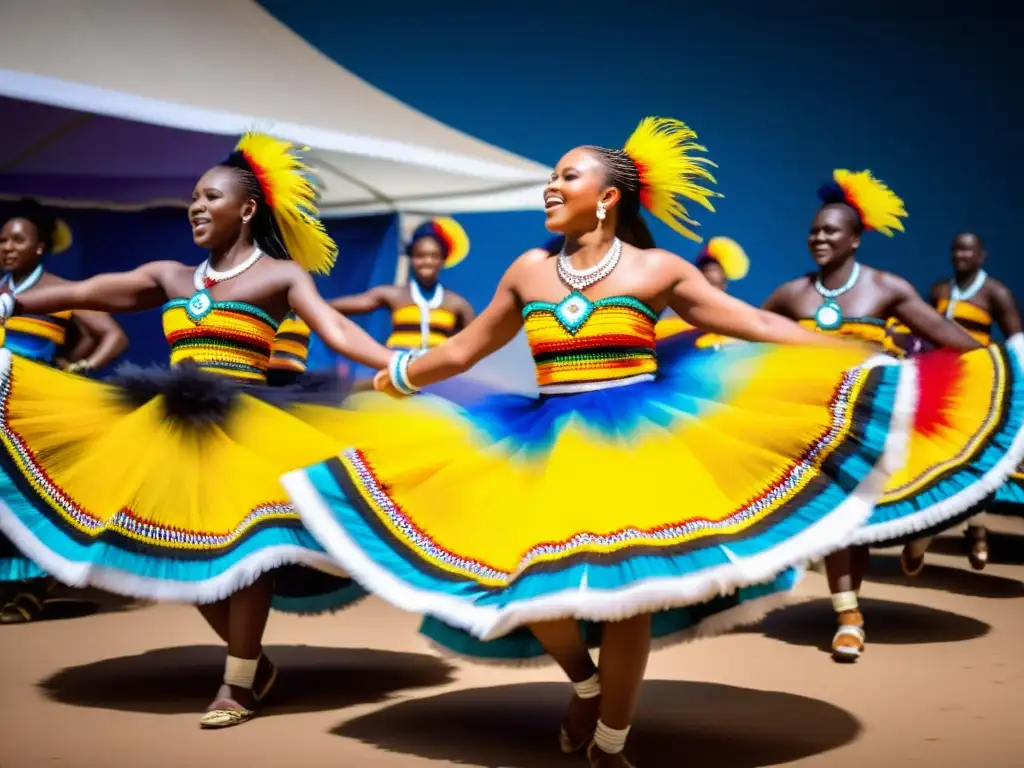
[162,299,277,382]
[0,310,73,364]
[935,298,992,346]
[799,317,907,358]
[269,311,311,373]
[522,293,658,393]
[387,304,458,350]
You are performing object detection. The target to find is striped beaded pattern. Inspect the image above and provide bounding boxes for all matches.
[798,317,908,358]
[936,298,992,346]
[387,305,458,350]
[0,311,73,363]
[522,297,659,388]
[269,312,311,373]
[162,299,277,382]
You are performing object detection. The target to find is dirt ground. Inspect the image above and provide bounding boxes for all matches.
[1,521,1022,767]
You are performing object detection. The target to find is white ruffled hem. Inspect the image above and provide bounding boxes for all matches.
[848,333,1024,546]
[285,353,915,642]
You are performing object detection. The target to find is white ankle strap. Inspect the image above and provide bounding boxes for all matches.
[572,673,600,700]
[594,720,630,754]
[224,655,259,689]
[831,590,859,613]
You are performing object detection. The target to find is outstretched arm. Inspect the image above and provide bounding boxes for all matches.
[327,287,391,316]
[68,311,129,371]
[990,282,1023,337]
[13,262,176,316]
[883,274,981,350]
[288,270,393,370]
[667,254,847,346]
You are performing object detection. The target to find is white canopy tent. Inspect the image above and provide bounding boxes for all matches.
[0,0,550,215]
[0,0,543,394]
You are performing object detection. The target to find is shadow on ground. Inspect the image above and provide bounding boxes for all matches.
[40,645,455,716]
[864,553,1024,599]
[742,596,990,654]
[334,679,861,768]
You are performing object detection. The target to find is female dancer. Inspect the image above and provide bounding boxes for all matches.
[654,236,749,347]
[281,116,943,766]
[928,232,1023,568]
[328,217,476,350]
[0,134,393,727]
[762,171,1024,661]
[0,203,128,623]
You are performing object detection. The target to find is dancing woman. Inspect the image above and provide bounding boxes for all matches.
[929,232,1023,567]
[329,217,476,351]
[0,203,128,623]
[283,117,928,766]
[0,134,393,727]
[763,171,1024,662]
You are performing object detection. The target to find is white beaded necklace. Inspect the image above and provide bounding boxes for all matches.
[946,270,987,320]
[0,264,44,296]
[185,246,263,322]
[557,238,622,291]
[410,278,444,350]
[813,262,861,330]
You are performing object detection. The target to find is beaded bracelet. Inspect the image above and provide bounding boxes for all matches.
[388,351,420,395]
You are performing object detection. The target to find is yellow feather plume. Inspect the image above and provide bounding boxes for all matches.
[623,117,722,242]
[235,133,338,274]
[51,220,72,255]
[702,236,748,280]
[833,169,907,237]
[432,217,471,269]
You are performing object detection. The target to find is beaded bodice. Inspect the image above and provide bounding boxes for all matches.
[0,310,73,363]
[162,299,277,382]
[522,293,658,393]
[935,298,992,346]
[799,317,907,358]
[387,304,458,350]
[269,312,311,373]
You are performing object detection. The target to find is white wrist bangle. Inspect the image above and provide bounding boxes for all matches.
[388,351,419,395]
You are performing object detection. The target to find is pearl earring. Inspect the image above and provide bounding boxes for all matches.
[596,201,607,221]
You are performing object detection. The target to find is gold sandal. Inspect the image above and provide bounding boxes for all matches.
[0,591,45,624]
[831,623,866,662]
[199,701,255,729]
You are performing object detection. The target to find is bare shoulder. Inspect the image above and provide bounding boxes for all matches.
[986,276,1014,298]
[507,247,552,278]
[631,246,694,277]
[767,273,811,299]
[870,266,916,296]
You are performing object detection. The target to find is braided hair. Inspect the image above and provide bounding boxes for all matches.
[581,146,656,249]
[218,155,290,260]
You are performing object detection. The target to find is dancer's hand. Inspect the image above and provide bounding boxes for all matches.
[373,368,403,397]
